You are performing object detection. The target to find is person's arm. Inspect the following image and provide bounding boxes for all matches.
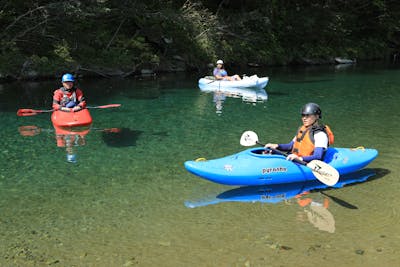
[277,141,294,151]
[265,140,294,153]
[75,89,86,109]
[266,137,294,149]
[52,90,63,110]
[301,147,325,162]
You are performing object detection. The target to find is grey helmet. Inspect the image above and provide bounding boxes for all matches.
[301,103,322,118]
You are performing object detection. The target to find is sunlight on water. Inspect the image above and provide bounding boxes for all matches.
[1,65,400,266]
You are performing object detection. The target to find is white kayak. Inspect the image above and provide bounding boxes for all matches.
[198,75,269,90]
[334,57,356,64]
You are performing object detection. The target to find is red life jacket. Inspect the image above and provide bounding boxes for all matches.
[53,87,85,109]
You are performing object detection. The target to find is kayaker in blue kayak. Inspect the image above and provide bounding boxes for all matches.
[265,103,334,162]
[53,73,87,112]
[213,59,242,81]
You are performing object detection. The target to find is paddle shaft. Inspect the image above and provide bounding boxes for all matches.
[255,140,313,166]
[86,104,121,109]
[17,104,120,116]
[240,130,339,186]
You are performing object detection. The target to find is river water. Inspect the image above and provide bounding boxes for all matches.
[0,64,399,266]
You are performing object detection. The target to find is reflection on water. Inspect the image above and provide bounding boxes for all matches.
[335,63,356,71]
[185,169,378,233]
[18,125,123,163]
[294,191,335,233]
[54,126,90,164]
[203,87,268,114]
[213,91,226,114]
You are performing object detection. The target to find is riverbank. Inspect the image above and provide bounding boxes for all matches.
[2,1,399,84]
[1,55,394,84]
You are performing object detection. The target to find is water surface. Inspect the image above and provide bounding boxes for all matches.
[0,64,399,266]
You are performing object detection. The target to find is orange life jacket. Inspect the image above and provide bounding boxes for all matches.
[291,124,334,157]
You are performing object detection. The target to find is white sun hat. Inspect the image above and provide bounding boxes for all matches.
[216,59,224,64]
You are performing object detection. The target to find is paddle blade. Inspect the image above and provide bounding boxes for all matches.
[98,104,121,108]
[18,125,41,136]
[101,128,122,133]
[240,131,259,146]
[17,109,53,116]
[17,109,39,116]
[307,160,339,186]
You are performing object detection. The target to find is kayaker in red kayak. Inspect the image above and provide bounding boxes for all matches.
[52,73,86,112]
[265,103,334,162]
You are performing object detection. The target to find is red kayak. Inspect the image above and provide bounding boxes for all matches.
[51,109,93,128]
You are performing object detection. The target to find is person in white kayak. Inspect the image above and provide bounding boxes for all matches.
[213,59,241,81]
[264,103,334,162]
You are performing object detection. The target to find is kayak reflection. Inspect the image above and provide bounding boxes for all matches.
[185,169,375,207]
[18,125,121,163]
[54,124,90,163]
[201,87,268,114]
[185,169,377,232]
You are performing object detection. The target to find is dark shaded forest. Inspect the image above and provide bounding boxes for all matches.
[1,0,399,80]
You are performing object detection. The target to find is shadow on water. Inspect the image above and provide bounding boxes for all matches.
[185,168,388,209]
[101,128,169,147]
[315,168,390,209]
[101,128,143,147]
[266,91,289,96]
[185,168,389,233]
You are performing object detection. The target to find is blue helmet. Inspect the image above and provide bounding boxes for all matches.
[61,73,75,83]
[67,153,77,163]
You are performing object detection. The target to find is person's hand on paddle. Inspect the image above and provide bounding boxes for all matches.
[264,143,278,149]
[286,153,303,162]
[240,130,340,186]
[264,143,278,154]
[60,107,71,112]
[72,106,82,112]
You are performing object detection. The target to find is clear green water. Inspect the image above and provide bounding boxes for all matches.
[1,64,399,266]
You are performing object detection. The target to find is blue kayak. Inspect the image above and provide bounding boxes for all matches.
[184,147,378,186]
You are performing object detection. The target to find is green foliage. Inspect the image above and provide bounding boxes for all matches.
[53,40,74,63]
[0,0,399,78]
[0,44,25,75]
